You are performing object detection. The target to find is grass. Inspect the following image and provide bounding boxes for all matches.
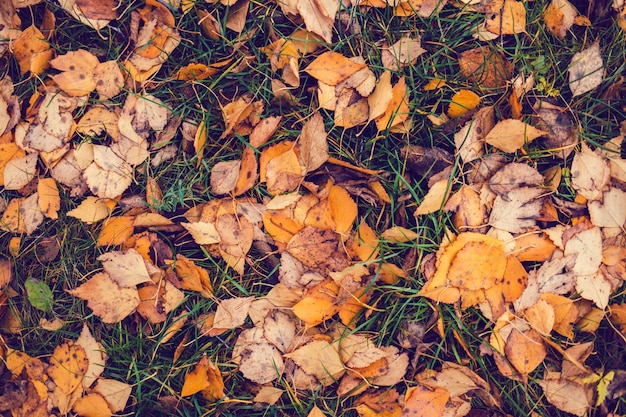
[1,0,626,416]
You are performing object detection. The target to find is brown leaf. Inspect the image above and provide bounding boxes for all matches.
[458,46,514,89]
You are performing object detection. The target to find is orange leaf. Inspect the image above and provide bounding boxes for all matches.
[403,385,449,417]
[176,63,219,81]
[172,254,213,298]
[329,184,357,239]
[233,147,258,196]
[259,141,294,182]
[447,89,480,118]
[501,255,528,302]
[504,328,546,379]
[181,356,225,402]
[375,77,409,131]
[97,216,135,247]
[304,52,367,86]
[262,210,301,246]
[265,149,305,195]
[350,222,379,262]
[37,178,61,219]
[292,278,339,326]
[12,26,52,75]
[72,393,112,417]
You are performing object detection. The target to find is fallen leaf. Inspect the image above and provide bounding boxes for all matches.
[298,112,329,172]
[76,323,107,389]
[447,89,480,118]
[172,254,214,298]
[484,0,526,35]
[92,379,132,413]
[570,144,610,201]
[538,373,594,416]
[588,188,626,228]
[67,197,116,224]
[69,272,140,323]
[12,25,52,75]
[97,216,135,247]
[297,0,338,43]
[403,385,449,417]
[213,296,254,329]
[458,46,514,89]
[72,393,112,417]
[181,356,225,402]
[284,340,345,386]
[488,187,544,233]
[305,52,367,86]
[375,77,409,131]
[48,342,89,412]
[386,36,426,70]
[485,119,547,153]
[544,0,578,39]
[568,41,604,97]
[414,179,451,216]
[3,152,38,190]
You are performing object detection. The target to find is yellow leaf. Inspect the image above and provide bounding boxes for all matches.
[351,222,379,262]
[368,71,393,122]
[423,78,445,91]
[414,179,451,216]
[48,342,89,395]
[265,148,305,195]
[37,178,60,219]
[73,393,112,417]
[381,226,418,243]
[292,279,339,326]
[0,143,25,186]
[544,0,578,40]
[485,0,526,35]
[8,236,21,257]
[377,263,407,285]
[504,328,547,379]
[0,198,26,234]
[304,52,367,85]
[485,119,547,153]
[181,356,225,401]
[262,211,300,246]
[67,197,116,224]
[447,90,480,118]
[283,340,344,386]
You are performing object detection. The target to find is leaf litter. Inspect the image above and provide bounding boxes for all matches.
[0,0,625,416]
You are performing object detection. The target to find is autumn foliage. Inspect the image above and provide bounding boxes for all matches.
[1,0,626,416]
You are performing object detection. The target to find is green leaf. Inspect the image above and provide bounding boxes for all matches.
[25,278,54,313]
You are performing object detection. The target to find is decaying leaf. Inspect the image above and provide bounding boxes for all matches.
[568,41,604,97]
